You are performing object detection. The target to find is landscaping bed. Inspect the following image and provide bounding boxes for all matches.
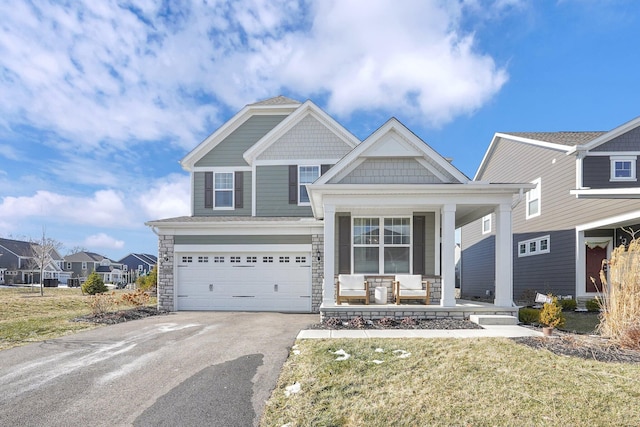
[311,316,483,330]
[73,306,168,325]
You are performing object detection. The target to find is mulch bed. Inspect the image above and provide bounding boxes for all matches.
[73,306,169,325]
[310,317,483,330]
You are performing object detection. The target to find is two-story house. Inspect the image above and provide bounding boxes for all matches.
[0,237,68,285]
[118,253,157,283]
[63,251,123,284]
[147,96,531,317]
[461,116,640,305]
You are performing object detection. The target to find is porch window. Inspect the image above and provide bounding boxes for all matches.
[298,166,319,205]
[526,178,541,219]
[353,217,411,274]
[610,156,636,181]
[214,172,234,209]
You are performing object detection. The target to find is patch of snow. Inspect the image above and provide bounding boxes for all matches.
[331,349,351,361]
[393,349,411,359]
[374,348,384,353]
[284,382,301,397]
[371,360,384,364]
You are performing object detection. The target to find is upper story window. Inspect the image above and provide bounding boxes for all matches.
[526,178,541,219]
[298,166,319,205]
[66,262,72,269]
[214,172,234,209]
[481,214,491,234]
[82,262,87,270]
[610,156,637,181]
[353,217,411,274]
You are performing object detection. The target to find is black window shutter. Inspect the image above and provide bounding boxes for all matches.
[204,172,213,209]
[288,165,297,204]
[234,171,243,209]
[321,164,331,175]
[413,216,425,275]
[338,215,351,274]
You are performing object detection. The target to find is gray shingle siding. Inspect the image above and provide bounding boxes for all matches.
[337,159,447,184]
[195,115,288,167]
[193,171,252,216]
[256,165,313,217]
[583,156,640,188]
[592,125,640,152]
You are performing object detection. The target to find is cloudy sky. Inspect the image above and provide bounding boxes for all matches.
[1,0,638,260]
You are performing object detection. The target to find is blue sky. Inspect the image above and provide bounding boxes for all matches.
[1,0,639,260]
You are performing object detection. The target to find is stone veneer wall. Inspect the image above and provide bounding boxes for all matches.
[311,233,323,312]
[320,307,518,321]
[157,234,175,311]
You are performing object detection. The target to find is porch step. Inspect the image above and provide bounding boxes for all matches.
[469,315,518,326]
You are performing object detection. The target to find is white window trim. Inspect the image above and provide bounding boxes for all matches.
[610,155,637,182]
[481,214,492,235]
[518,235,550,257]
[214,172,234,210]
[298,165,320,206]
[352,216,412,275]
[526,178,541,219]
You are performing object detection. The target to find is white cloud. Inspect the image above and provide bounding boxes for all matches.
[138,174,190,220]
[0,0,511,156]
[83,233,125,250]
[0,189,135,229]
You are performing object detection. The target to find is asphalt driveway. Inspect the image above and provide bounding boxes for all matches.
[0,311,316,427]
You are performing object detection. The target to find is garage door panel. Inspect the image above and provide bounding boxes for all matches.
[177,252,311,312]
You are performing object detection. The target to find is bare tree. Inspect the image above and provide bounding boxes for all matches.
[66,246,88,256]
[30,228,63,296]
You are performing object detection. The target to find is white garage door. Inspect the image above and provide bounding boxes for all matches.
[176,252,312,312]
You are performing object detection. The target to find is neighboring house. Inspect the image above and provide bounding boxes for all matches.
[147,96,530,316]
[0,237,69,285]
[461,116,640,305]
[63,251,123,284]
[118,253,157,283]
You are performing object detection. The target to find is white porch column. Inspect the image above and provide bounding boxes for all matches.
[494,203,513,307]
[441,204,456,307]
[322,205,336,306]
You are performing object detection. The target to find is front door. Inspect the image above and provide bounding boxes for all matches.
[585,245,607,293]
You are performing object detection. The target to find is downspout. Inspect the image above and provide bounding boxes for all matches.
[511,188,524,209]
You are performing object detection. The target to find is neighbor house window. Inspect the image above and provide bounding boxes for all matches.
[518,235,550,257]
[353,217,411,274]
[610,156,637,181]
[82,262,87,270]
[298,166,319,205]
[482,214,492,234]
[526,178,541,219]
[214,172,234,209]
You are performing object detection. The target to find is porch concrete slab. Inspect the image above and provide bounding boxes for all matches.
[296,325,543,339]
[470,314,519,326]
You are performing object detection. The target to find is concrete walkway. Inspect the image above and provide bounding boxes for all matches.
[297,325,543,339]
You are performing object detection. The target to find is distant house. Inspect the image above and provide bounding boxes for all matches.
[0,237,69,285]
[461,116,640,305]
[118,253,157,283]
[63,251,124,284]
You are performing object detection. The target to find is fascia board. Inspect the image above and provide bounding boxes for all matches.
[570,188,640,198]
[146,218,324,232]
[242,100,360,165]
[575,116,640,152]
[180,104,299,171]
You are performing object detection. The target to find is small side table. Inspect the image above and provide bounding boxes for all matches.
[374,286,388,304]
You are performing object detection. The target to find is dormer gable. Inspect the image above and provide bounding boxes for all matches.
[180,96,301,171]
[316,118,469,185]
[242,100,360,165]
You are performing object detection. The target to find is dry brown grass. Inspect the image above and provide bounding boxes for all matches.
[262,338,640,426]
[599,239,640,349]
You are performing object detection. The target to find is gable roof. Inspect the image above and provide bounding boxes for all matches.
[180,96,301,170]
[315,117,469,185]
[0,237,35,258]
[570,115,640,153]
[474,131,605,180]
[64,251,110,262]
[242,100,360,165]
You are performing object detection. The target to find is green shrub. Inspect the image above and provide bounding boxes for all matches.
[82,272,108,295]
[586,298,601,312]
[560,298,577,311]
[540,296,565,328]
[136,265,157,291]
[518,307,540,324]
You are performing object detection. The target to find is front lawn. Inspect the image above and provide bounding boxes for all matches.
[262,338,640,426]
[0,287,155,350]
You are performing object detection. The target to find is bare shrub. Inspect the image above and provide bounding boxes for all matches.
[119,289,150,307]
[88,292,117,315]
[598,237,640,349]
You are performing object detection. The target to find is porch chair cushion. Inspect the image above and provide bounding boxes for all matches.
[337,274,369,305]
[393,274,429,305]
